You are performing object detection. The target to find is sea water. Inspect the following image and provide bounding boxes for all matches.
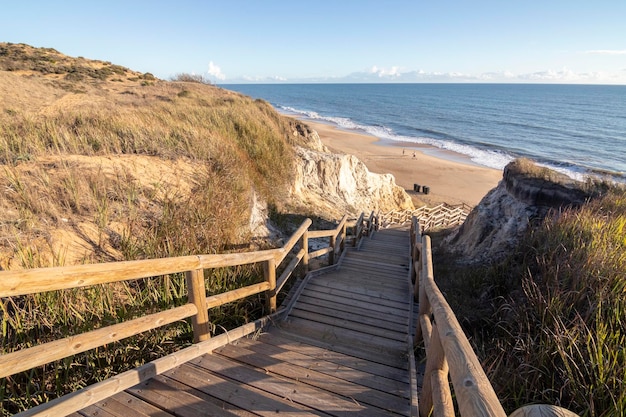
[223,83,626,182]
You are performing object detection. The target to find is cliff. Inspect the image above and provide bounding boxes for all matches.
[287,128,414,219]
[446,159,593,264]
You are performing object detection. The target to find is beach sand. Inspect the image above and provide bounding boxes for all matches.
[306,120,503,207]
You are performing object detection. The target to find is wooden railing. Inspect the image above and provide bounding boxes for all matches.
[410,217,580,417]
[381,202,471,230]
[0,213,376,417]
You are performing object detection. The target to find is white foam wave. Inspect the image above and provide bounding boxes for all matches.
[280,105,595,181]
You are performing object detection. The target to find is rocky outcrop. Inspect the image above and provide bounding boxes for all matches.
[285,125,414,219]
[446,159,592,264]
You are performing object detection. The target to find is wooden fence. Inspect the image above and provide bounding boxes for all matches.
[380,202,471,230]
[0,214,373,417]
[1,209,582,417]
[409,216,580,417]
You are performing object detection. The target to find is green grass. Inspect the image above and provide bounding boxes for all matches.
[432,186,626,417]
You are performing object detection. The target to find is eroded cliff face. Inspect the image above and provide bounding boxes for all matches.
[286,127,414,219]
[446,159,592,264]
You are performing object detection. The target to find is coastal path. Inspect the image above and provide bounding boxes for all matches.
[1,211,579,417]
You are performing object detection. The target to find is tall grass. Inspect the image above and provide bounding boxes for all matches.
[433,187,626,416]
[0,74,305,414]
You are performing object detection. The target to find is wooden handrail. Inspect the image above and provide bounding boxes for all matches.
[1,213,368,416]
[411,217,580,417]
[380,203,469,230]
[0,303,198,379]
[15,315,278,417]
[0,213,372,389]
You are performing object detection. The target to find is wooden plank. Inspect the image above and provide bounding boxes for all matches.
[127,374,255,417]
[353,244,407,255]
[302,281,408,309]
[353,241,408,252]
[298,295,410,326]
[341,256,409,276]
[215,343,410,414]
[165,363,326,416]
[339,258,408,274]
[278,318,407,368]
[340,254,408,269]
[289,303,408,339]
[17,316,276,417]
[304,280,409,304]
[331,254,404,267]
[306,280,407,299]
[79,391,173,417]
[191,354,399,417]
[206,282,270,309]
[0,256,201,297]
[294,293,409,324]
[233,337,410,398]
[276,248,305,293]
[275,218,312,265]
[259,331,410,383]
[0,303,197,379]
[316,271,409,292]
[0,249,283,298]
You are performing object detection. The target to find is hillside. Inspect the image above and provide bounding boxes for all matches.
[433,160,626,416]
[0,43,412,270]
[0,43,281,268]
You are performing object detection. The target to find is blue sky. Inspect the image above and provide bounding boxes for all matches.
[2,0,625,84]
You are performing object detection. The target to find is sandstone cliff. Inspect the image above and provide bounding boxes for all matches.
[286,126,414,219]
[446,159,592,264]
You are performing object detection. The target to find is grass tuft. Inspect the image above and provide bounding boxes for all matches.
[433,185,626,417]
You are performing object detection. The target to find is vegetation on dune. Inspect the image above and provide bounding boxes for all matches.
[0,43,309,415]
[433,184,626,417]
[0,43,300,267]
[4,43,623,417]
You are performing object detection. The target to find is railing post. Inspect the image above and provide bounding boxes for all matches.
[301,229,309,273]
[329,234,336,265]
[185,268,211,343]
[421,324,454,417]
[264,258,277,313]
[340,222,346,253]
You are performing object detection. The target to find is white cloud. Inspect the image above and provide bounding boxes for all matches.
[583,49,626,55]
[208,61,226,80]
[226,67,626,85]
[369,65,402,77]
[241,75,287,82]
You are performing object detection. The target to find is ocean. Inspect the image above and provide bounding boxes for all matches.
[222,83,626,182]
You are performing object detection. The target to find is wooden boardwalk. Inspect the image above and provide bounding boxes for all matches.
[75,227,416,417]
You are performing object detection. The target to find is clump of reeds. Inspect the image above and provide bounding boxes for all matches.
[433,186,626,417]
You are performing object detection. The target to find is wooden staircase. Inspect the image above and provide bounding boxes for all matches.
[76,226,417,417]
[4,212,579,417]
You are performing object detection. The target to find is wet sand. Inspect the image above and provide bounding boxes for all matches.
[306,120,503,207]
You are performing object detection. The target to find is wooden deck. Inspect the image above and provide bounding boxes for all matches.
[75,227,416,417]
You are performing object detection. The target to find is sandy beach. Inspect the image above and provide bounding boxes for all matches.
[306,120,503,207]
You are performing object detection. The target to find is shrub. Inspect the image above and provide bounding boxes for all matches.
[170,72,211,84]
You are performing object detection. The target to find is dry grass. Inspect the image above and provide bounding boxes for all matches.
[0,43,310,415]
[433,185,626,417]
[0,44,301,267]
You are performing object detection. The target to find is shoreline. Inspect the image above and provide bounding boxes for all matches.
[303,119,503,207]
